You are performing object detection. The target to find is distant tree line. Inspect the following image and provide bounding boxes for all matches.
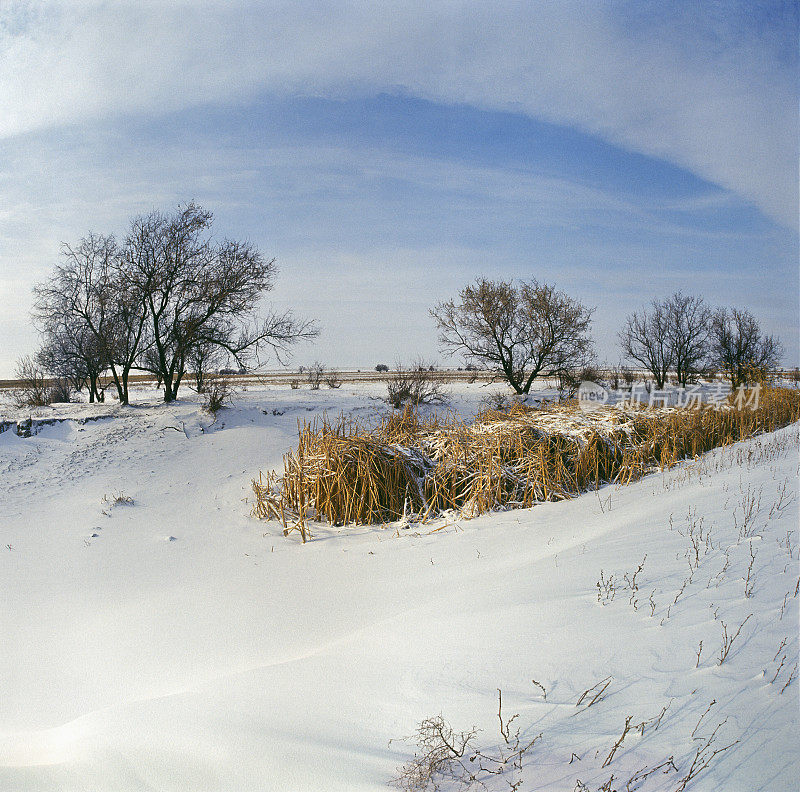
[432,278,783,393]
[617,293,783,389]
[27,203,317,404]
[19,233,785,408]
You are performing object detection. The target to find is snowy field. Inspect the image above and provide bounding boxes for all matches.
[1,382,798,791]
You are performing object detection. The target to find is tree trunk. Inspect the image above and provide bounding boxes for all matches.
[107,363,127,405]
[163,375,176,402]
[120,366,132,406]
[88,375,100,403]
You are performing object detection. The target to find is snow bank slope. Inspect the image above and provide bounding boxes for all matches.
[0,389,797,791]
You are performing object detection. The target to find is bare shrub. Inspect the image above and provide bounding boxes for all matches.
[393,715,478,791]
[478,390,516,413]
[718,613,753,664]
[307,361,325,390]
[557,365,600,400]
[48,377,73,403]
[387,362,447,409]
[289,378,300,389]
[12,355,54,408]
[606,364,621,390]
[621,366,635,388]
[102,492,134,507]
[325,370,342,389]
[393,690,540,792]
[202,375,233,416]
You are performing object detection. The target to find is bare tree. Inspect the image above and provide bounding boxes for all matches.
[618,299,673,389]
[37,321,106,402]
[665,292,711,386]
[125,203,318,402]
[33,233,146,404]
[107,237,151,403]
[431,278,594,394]
[188,339,226,393]
[711,307,783,387]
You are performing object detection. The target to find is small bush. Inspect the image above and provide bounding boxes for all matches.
[12,355,55,408]
[387,362,447,409]
[558,365,600,400]
[478,390,516,413]
[307,362,325,390]
[102,492,134,507]
[621,366,635,388]
[606,363,622,390]
[48,377,73,404]
[393,715,477,791]
[290,379,300,390]
[376,363,389,373]
[393,690,540,792]
[325,371,342,389]
[202,375,233,416]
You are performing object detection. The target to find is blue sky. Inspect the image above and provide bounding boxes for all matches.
[0,0,797,376]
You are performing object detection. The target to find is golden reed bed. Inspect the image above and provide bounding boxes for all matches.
[252,387,800,542]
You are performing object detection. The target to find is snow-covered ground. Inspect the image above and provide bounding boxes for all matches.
[1,382,798,791]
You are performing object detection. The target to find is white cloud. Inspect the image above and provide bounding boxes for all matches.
[0,1,796,226]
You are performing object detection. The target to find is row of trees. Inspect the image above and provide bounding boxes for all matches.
[23,213,782,407]
[29,203,317,404]
[431,278,783,394]
[619,294,782,389]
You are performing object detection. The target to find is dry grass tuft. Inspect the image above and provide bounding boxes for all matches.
[253,387,800,541]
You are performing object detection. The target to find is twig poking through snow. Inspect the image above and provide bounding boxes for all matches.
[718,614,753,665]
[576,677,612,709]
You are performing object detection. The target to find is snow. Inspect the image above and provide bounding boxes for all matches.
[0,382,798,791]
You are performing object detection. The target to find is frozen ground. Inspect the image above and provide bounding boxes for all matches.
[0,382,798,791]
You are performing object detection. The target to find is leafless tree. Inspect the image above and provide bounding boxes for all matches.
[124,202,318,402]
[33,233,146,404]
[665,292,711,386]
[188,339,226,393]
[37,321,106,402]
[618,299,674,389]
[431,278,594,394]
[711,307,783,387]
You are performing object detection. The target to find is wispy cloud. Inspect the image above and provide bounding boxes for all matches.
[0,1,796,226]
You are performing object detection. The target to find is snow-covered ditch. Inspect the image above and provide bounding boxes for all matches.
[0,383,798,791]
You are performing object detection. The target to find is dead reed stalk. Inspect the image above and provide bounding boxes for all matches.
[252,387,800,540]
